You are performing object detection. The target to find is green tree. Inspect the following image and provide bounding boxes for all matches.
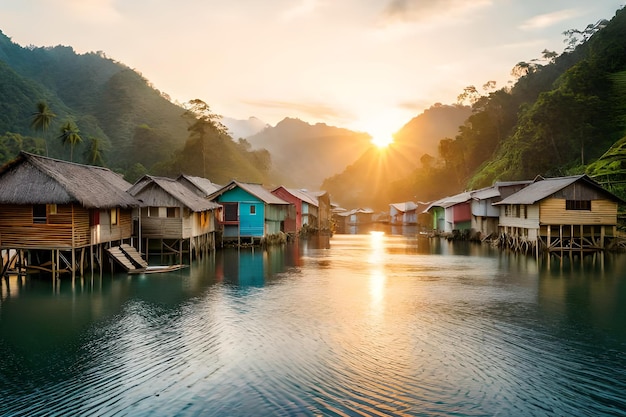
[181,99,229,178]
[30,101,56,156]
[83,136,106,166]
[58,119,82,161]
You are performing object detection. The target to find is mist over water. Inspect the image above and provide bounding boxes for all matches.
[1,233,625,416]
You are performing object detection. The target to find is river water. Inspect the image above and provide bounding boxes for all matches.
[1,232,625,416]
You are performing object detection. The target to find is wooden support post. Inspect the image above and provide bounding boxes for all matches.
[580,224,583,256]
[600,226,605,249]
[547,226,551,251]
[71,249,76,280]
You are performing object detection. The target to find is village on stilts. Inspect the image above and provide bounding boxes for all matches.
[0,151,625,281]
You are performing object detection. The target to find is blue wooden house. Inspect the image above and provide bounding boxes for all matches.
[208,180,290,244]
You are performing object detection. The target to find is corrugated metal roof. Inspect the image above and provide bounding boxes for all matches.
[0,152,137,208]
[177,174,221,196]
[390,201,418,212]
[210,180,290,205]
[286,188,319,206]
[128,175,220,212]
[471,186,500,200]
[494,175,619,205]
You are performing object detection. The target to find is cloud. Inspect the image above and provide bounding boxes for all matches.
[519,8,582,30]
[242,99,351,121]
[280,0,322,21]
[380,0,492,24]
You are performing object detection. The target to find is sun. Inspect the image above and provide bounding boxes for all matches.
[371,135,394,148]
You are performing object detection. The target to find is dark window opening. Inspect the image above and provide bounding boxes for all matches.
[167,207,179,218]
[223,203,238,222]
[33,204,47,224]
[566,200,591,211]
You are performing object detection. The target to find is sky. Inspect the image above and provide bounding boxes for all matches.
[0,0,624,144]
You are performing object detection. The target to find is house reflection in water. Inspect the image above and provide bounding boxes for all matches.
[215,236,330,286]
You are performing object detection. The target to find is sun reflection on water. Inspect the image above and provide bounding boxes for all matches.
[368,231,386,317]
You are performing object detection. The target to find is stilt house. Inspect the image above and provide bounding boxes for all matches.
[493,174,623,254]
[270,187,332,234]
[209,180,290,244]
[389,202,418,225]
[0,152,138,276]
[470,181,531,239]
[424,191,472,234]
[128,175,221,261]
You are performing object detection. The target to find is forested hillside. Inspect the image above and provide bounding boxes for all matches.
[447,7,626,199]
[0,31,272,183]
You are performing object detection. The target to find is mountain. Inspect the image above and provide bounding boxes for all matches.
[245,117,372,189]
[393,104,472,158]
[222,116,268,139]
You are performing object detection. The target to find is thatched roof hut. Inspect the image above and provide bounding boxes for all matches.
[0,151,137,208]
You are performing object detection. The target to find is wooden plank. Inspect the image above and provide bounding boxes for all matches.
[106,246,137,271]
[120,244,149,268]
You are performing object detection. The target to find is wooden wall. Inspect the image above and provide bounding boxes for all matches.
[0,204,133,249]
[539,199,617,225]
[0,204,78,249]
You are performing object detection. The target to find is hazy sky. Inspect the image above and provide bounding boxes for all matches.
[0,1,623,141]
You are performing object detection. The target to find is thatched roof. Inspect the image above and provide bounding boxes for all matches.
[0,152,138,209]
[128,175,221,212]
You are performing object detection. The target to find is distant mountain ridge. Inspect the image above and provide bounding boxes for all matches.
[222,116,268,139]
[245,117,373,189]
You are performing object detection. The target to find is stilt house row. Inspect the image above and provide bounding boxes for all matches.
[0,152,138,276]
[425,174,623,253]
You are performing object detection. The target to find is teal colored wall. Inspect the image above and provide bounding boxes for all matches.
[218,187,265,237]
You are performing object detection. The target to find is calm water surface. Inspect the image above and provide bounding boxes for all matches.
[1,233,625,416]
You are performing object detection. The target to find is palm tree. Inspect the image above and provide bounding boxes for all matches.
[58,119,82,162]
[30,101,57,156]
[84,136,105,166]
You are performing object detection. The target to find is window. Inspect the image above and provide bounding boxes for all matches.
[167,207,179,218]
[110,208,119,225]
[48,204,57,215]
[223,203,238,222]
[33,204,47,224]
[250,205,256,215]
[566,200,591,211]
[149,207,159,217]
[90,210,100,226]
